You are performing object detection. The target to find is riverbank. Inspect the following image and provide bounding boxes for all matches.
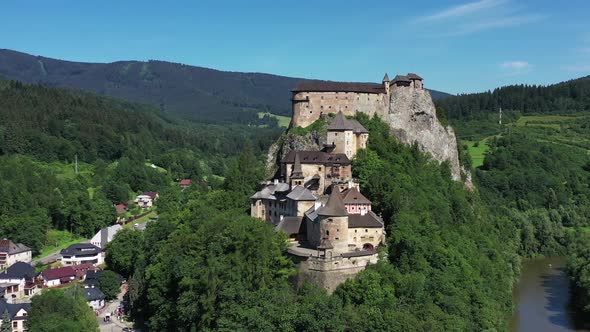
[509,257,590,332]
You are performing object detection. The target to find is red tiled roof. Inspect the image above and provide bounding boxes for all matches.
[115,204,127,214]
[179,179,191,186]
[143,191,158,200]
[41,266,76,281]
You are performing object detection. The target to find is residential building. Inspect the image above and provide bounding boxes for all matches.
[0,262,37,302]
[134,195,153,208]
[40,266,77,287]
[179,179,192,189]
[0,239,31,269]
[115,203,128,215]
[90,224,123,249]
[0,301,30,332]
[59,243,103,266]
[83,287,105,310]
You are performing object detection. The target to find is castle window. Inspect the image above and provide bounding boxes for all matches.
[365,229,368,232]
[355,229,357,233]
[329,106,331,109]
[326,230,330,236]
[345,106,348,109]
[337,229,339,232]
[321,96,324,99]
[321,106,323,109]
[335,237,339,240]
[310,110,312,114]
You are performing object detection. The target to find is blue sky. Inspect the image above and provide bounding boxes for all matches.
[1,0,589,94]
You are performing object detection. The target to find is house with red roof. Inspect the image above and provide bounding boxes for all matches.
[40,266,77,287]
[179,179,191,189]
[115,203,127,215]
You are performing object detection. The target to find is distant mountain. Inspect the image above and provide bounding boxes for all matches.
[0,49,451,123]
[436,75,590,119]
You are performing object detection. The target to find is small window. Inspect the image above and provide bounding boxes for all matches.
[321,96,324,99]
[326,230,330,236]
[365,229,368,233]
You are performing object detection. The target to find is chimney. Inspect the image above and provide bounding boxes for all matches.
[348,180,353,189]
[360,207,366,216]
[273,179,279,185]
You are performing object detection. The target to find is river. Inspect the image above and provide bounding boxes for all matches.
[509,256,590,332]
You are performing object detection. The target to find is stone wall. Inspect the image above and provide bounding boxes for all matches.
[348,227,383,250]
[291,91,388,128]
[296,253,379,293]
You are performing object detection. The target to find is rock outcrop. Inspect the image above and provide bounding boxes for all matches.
[388,87,463,181]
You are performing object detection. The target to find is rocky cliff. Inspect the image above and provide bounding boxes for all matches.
[388,87,464,181]
[267,88,470,184]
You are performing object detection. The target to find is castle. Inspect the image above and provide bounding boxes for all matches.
[251,111,386,292]
[290,73,423,128]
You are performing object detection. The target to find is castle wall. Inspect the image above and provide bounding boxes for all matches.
[348,227,384,250]
[320,216,349,253]
[291,91,388,128]
[283,162,352,194]
[296,253,379,293]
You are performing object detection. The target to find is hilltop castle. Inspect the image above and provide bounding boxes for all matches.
[291,73,423,128]
[251,111,385,292]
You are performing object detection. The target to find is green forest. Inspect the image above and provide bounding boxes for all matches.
[0,77,282,254]
[2,73,590,331]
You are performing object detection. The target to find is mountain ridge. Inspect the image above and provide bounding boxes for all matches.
[0,49,452,124]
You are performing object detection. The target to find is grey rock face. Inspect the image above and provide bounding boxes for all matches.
[388,87,463,181]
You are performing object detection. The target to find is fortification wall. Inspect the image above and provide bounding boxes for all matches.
[296,253,379,293]
[291,91,388,128]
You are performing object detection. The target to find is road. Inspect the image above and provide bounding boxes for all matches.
[98,285,133,332]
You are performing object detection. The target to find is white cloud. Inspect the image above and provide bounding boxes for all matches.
[452,14,545,35]
[500,61,531,70]
[499,61,533,75]
[417,0,507,22]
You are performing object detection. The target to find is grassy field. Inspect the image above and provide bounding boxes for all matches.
[464,139,490,168]
[34,229,85,261]
[258,112,291,128]
[32,160,94,180]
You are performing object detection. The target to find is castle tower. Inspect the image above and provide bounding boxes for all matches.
[327,111,355,159]
[382,73,390,95]
[290,152,304,187]
[316,186,349,253]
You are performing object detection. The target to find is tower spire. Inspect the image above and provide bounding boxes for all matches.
[291,152,304,180]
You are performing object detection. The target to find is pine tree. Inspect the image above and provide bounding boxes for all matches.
[0,310,11,332]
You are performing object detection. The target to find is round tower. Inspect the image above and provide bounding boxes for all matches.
[317,186,349,254]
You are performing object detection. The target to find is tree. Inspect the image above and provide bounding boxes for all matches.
[27,288,98,332]
[0,310,11,332]
[105,229,144,277]
[98,270,121,301]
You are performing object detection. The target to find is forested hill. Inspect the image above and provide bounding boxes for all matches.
[0,49,451,123]
[437,75,590,120]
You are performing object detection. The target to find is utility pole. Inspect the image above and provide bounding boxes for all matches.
[75,154,79,175]
[499,107,503,126]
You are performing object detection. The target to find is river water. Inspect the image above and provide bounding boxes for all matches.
[509,256,590,332]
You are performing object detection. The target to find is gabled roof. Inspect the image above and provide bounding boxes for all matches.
[292,81,385,94]
[327,111,356,131]
[0,301,30,320]
[382,73,390,82]
[41,266,76,280]
[0,239,31,255]
[392,75,410,83]
[0,262,35,280]
[143,191,158,200]
[179,179,191,186]
[83,287,105,301]
[317,187,348,217]
[281,151,351,165]
[115,204,127,214]
[348,211,384,228]
[341,187,371,205]
[60,243,101,256]
[407,73,423,80]
[250,182,290,200]
[286,186,316,201]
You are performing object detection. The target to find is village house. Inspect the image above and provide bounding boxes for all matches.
[0,262,37,302]
[90,224,122,249]
[179,179,192,189]
[59,243,103,266]
[40,266,77,287]
[83,287,105,310]
[115,203,128,215]
[0,301,30,332]
[0,239,31,269]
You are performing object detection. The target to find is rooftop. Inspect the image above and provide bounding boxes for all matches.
[0,301,30,320]
[348,211,384,228]
[60,243,102,256]
[0,239,31,255]
[281,150,351,165]
[41,266,76,280]
[292,80,385,94]
[276,216,304,236]
[317,187,348,217]
[286,186,316,201]
[0,262,35,280]
[341,187,371,205]
[327,111,368,134]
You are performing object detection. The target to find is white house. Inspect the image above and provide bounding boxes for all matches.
[83,287,105,310]
[0,239,31,269]
[90,224,123,249]
[0,262,37,302]
[59,243,103,266]
[134,195,153,208]
[0,301,30,332]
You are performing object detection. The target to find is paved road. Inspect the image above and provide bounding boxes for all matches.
[98,285,133,332]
